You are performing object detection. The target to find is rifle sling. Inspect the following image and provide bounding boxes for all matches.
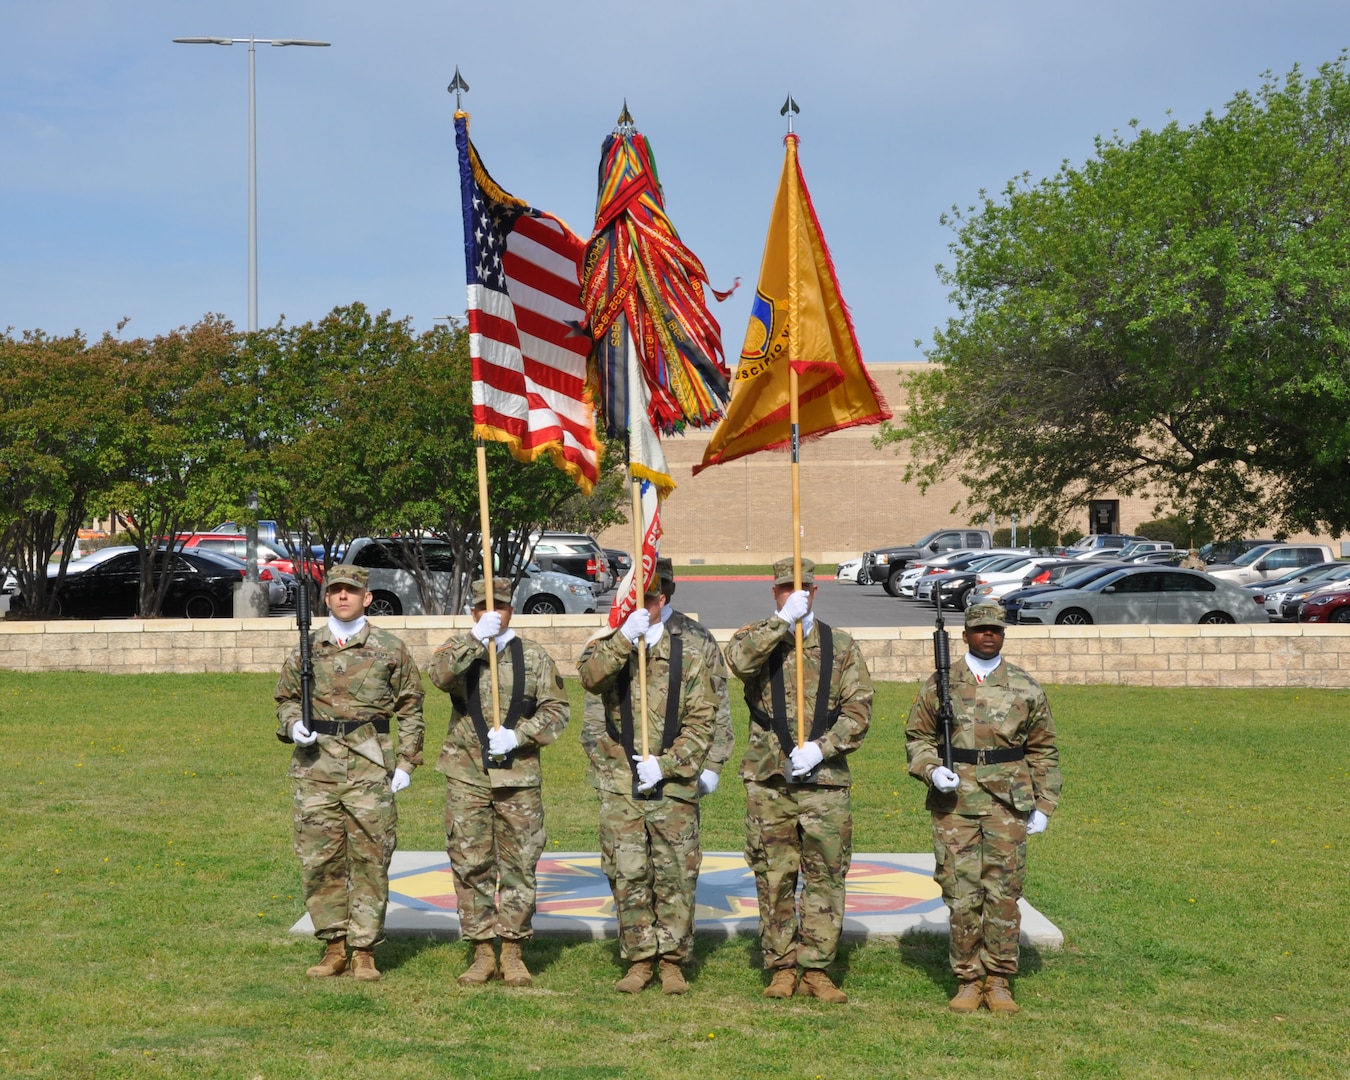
[609,631,684,799]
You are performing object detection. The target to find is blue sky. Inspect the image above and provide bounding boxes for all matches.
[4,1,1348,363]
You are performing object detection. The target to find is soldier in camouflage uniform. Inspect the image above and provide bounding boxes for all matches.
[578,568,718,995]
[907,599,1061,1015]
[726,557,873,1004]
[275,564,425,982]
[426,576,569,988]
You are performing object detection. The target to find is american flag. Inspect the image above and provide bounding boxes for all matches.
[455,114,599,493]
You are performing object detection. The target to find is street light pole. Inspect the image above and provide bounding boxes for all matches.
[174,35,329,616]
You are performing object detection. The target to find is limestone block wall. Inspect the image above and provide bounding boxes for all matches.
[1,616,1349,688]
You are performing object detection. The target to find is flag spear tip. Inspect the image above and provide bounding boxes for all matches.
[780,93,800,134]
[617,99,634,131]
[447,66,470,109]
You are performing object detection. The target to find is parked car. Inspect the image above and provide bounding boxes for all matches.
[1198,539,1276,565]
[1299,587,1350,623]
[1205,544,1338,586]
[176,533,321,579]
[9,545,242,619]
[1258,561,1344,621]
[1002,562,1131,624]
[923,555,1033,608]
[529,533,612,592]
[914,553,1017,604]
[863,530,995,595]
[835,557,863,584]
[343,537,597,616]
[1062,533,1146,554]
[1014,566,1269,626]
[604,548,633,581]
[966,557,1080,604]
[1267,564,1350,621]
[899,548,1030,599]
[1116,541,1175,560]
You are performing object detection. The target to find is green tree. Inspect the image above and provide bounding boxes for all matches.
[880,57,1350,540]
[0,331,121,615]
[108,318,242,617]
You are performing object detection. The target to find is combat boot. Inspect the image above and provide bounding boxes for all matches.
[350,947,380,982]
[658,958,688,995]
[797,969,848,1004]
[948,979,984,1013]
[614,960,654,994]
[763,967,798,999]
[305,937,348,978]
[983,975,1019,1015]
[457,941,500,986]
[499,940,533,987]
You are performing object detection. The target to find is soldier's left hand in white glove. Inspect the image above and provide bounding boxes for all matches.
[632,754,664,791]
[931,766,961,793]
[291,718,318,746]
[1027,809,1049,835]
[390,768,411,794]
[488,726,519,757]
[697,769,720,796]
[789,741,824,777]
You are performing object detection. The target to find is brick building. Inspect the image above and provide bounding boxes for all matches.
[596,362,1330,565]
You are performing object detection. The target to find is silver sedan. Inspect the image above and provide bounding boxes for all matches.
[1014,567,1270,625]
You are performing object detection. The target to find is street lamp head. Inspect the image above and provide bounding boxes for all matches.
[271,39,331,47]
[173,37,234,45]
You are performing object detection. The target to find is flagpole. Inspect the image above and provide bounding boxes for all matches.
[785,127,807,751]
[630,472,650,759]
[475,438,503,734]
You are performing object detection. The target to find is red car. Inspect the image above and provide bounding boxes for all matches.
[174,534,321,579]
[1298,587,1350,623]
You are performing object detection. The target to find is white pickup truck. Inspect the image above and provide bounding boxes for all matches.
[1205,543,1339,586]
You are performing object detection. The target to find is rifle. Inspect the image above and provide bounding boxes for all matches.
[932,591,955,771]
[296,569,315,738]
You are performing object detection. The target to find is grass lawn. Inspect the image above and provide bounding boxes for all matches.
[1,671,1347,1078]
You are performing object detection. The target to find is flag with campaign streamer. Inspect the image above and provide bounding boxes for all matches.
[693,133,890,476]
[455,112,600,494]
[581,108,733,470]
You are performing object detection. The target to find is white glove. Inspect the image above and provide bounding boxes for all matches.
[632,754,664,791]
[775,590,810,628]
[390,768,411,794]
[789,741,824,777]
[697,769,720,796]
[1027,809,1049,835]
[488,726,520,757]
[621,609,651,643]
[291,718,318,746]
[473,610,502,645]
[931,766,961,793]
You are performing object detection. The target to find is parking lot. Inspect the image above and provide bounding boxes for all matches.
[672,577,943,629]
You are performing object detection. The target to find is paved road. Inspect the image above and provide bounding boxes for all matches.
[666,577,940,630]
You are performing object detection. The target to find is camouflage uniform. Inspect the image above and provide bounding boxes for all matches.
[906,603,1061,982]
[726,564,874,974]
[578,618,717,963]
[672,608,734,781]
[275,618,424,949]
[425,619,569,943]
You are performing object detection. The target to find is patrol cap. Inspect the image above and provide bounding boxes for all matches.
[964,599,1008,629]
[655,556,676,597]
[471,577,515,608]
[324,565,370,591]
[772,557,815,587]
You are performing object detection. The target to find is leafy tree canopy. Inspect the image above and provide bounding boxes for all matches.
[879,56,1350,539]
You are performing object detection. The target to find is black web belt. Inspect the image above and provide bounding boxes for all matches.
[451,637,535,771]
[745,621,838,785]
[311,718,391,735]
[609,631,684,799]
[940,744,1026,765]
